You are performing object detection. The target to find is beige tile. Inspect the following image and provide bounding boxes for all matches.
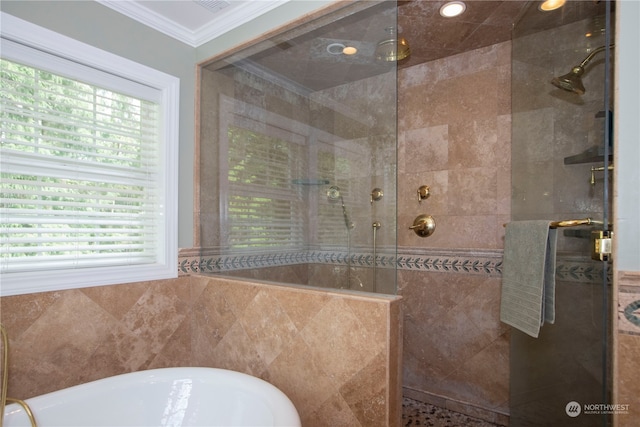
[301,297,383,385]
[69,322,152,385]
[209,277,260,317]
[448,118,499,169]
[209,321,269,378]
[340,351,388,427]
[190,283,237,365]
[152,315,192,367]
[10,290,114,397]
[400,125,449,174]
[121,282,188,356]
[267,285,331,330]
[617,333,640,425]
[0,291,62,339]
[80,280,151,321]
[306,392,361,427]
[445,333,509,410]
[413,215,500,249]
[268,335,337,418]
[239,290,299,365]
[343,298,387,347]
[447,168,497,216]
[402,320,457,388]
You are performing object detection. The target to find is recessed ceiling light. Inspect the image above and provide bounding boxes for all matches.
[440,1,466,18]
[342,46,358,55]
[539,0,566,11]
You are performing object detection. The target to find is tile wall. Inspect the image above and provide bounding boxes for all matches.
[0,275,402,427]
[396,41,512,425]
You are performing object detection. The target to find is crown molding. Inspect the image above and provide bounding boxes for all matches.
[97,0,290,48]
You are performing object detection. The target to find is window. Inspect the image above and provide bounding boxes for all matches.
[0,13,179,296]
[226,125,305,249]
[218,96,307,251]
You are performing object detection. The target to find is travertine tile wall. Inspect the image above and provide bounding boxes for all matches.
[397,41,512,424]
[398,42,512,251]
[189,275,403,427]
[0,275,403,427]
[615,271,640,426]
[0,277,193,397]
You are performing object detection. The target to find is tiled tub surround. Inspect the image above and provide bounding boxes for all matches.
[179,245,604,427]
[0,275,403,427]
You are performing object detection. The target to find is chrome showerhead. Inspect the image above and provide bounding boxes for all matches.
[551,45,613,95]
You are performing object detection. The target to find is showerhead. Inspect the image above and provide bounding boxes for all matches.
[551,45,613,95]
[327,185,341,201]
[551,65,586,95]
[375,27,410,62]
[326,185,354,229]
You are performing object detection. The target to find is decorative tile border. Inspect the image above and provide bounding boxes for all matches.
[623,300,640,327]
[396,249,502,276]
[618,272,640,336]
[179,247,608,283]
[618,292,640,336]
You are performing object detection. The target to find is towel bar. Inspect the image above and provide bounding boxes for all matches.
[503,218,604,228]
[549,218,604,228]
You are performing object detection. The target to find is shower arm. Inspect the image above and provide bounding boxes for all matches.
[577,45,615,71]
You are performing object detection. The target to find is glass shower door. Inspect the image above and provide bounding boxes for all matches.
[509,1,613,425]
[197,1,398,294]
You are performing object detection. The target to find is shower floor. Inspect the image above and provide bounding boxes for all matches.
[402,397,503,427]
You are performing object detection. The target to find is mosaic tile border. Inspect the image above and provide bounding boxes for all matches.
[178,248,608,283]
[618,292,640,336]
[618,272,640,336]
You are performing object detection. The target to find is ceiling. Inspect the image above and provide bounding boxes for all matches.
[96,0,290,47]
[99,0,608,91]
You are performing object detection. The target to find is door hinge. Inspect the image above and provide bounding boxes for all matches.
[592,230,613,261]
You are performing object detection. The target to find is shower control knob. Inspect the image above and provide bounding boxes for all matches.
[417,185,430,202]
[409,214,436,237]
[370,188,383,204]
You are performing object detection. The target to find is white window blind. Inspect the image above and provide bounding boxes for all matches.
[225,125,305,249]
[0,13,179,296]
[1,58,160,271]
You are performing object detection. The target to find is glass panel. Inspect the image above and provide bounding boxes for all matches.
[198,2,398,294]
[510,1,613,425]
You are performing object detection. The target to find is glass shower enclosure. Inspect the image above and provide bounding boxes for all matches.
[197,2,398,294]
[510,0,613,425]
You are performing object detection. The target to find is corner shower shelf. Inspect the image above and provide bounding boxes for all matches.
[564,110,613,165]
[563,145,613,165]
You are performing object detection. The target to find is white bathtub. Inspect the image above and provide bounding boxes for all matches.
[2,367,301,427]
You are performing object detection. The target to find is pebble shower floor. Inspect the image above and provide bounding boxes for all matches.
[402,398,504,427]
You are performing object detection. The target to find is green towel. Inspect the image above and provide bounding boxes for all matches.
[500,220,558,338]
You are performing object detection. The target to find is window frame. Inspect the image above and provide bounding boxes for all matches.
[0,12,179,296]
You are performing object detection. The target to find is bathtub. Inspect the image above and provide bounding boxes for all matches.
[2,367,301,427]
